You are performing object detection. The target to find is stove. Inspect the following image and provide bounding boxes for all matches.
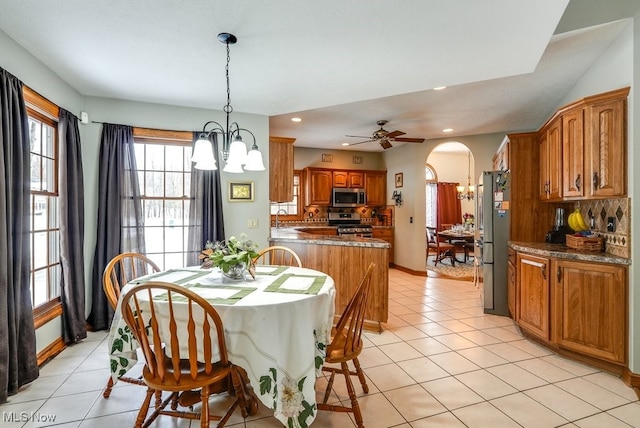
[328,212,373,238]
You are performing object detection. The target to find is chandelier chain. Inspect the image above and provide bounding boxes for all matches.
[223,41,233,114]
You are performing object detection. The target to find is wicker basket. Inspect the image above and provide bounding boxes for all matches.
[565,234,604,252]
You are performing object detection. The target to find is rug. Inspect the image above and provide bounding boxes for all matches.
[426,255,475,279]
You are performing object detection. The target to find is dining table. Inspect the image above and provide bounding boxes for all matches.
[107,264,336,427]
[437,229,475,263]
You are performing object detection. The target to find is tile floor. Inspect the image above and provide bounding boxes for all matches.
[2,268,639,427]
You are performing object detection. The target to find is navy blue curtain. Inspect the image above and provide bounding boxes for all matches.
[0,68,39,403]
[58,109,87,343]
[87,124,144,330]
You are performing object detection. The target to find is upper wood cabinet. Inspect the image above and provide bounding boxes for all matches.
[365,172,386,207]
[552,259,627,365]
[585,90,628,198]
[561,107,585,199]
[517,253,550,341]
[539,118,562,201]
[269,137,295,202]
[304,168,333,206]
[333,171,364,188]
[538,87,628,202]
[303,168,387,207]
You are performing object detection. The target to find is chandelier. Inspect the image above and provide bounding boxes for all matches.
[457,151,475,200]
[191,33,265,172]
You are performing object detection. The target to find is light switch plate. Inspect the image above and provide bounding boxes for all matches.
[247,218,258,228]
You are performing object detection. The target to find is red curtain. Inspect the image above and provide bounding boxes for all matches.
[436,182,462,231]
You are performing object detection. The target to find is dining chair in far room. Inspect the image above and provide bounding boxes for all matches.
[121,281,256,428]
[102,252,161,399]
[317,262,375,428]
[426,227,456,266]
[253,245,303,267]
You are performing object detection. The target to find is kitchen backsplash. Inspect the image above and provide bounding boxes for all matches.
[575,198,630,258]
[302,205,394,225]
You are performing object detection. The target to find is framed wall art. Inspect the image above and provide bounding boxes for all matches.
[228,181,254,202]
[395,172,403,188]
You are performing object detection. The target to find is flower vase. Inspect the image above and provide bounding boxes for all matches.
[222,262,246,281]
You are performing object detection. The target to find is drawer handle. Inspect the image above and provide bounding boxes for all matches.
[593,172,599,190]
[541,264,547,280]
[557,267,562,282]
[575,174,581,191]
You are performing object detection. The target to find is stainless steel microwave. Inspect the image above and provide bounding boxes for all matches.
[332,188,366,207]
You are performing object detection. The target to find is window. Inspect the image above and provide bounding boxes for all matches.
[26,98,61,309]
[425,163,437,229]
[133,129,193,270]
[270,171,303,221]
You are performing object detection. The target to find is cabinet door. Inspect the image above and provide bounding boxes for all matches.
[305,169,332,205]
[517,253,550,340]
[508,260,516,319]
[332,171,348,188]
[365,172,386,206]
[562,108,585,199]
[553,260,627,364]
[587,97,626,198]
[372,228,394,264]
[539,131,550,200]
[269,138,294,202]
[348,172,365,188]
[539,120,562,201]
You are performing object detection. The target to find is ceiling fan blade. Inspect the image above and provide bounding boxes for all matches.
[392,137,425,143]
[380,140,393,149]
[346,139,377,146]
[386,130,406,139]
[345,134,374,139]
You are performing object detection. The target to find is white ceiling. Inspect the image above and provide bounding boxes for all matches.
[0,1,635,151]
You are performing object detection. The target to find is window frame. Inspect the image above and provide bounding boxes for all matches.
[132,128,194,270]
[270,169,303,222]
[24,86,62,320]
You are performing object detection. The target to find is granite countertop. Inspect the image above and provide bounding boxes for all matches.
[509,241,631,266]
[270,227,390,249]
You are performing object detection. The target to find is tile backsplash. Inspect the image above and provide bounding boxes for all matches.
[575,198,630,258]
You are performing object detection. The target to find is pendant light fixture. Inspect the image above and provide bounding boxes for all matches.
[457,150,475,200]
[192,33,265,172]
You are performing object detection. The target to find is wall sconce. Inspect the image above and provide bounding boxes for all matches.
[392,190,403,206]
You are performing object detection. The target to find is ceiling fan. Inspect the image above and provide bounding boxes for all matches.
[345,120,426,149]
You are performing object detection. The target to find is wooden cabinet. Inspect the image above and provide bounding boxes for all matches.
[333,171,364,188]
[304,168,332,206]
[269,137,295,202]
[538,87,628,202]
[365,171,386,207]
[539,118,562,201]
[561,108,585,199]
[552,259,627,364]
[517,253,550,341]
[372,228,394,264]
[585,89,628,198]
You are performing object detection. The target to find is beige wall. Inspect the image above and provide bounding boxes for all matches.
[294,147,385,171]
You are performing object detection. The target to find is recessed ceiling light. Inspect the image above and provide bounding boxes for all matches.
[433,86,447,91]
[341,143,350,146]
[291,117,302,123]
[442,128,453,133]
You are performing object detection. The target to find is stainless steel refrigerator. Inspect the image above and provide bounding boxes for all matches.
[475,171,510,316]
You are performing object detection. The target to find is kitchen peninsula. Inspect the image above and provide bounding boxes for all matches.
[270,227,389,332]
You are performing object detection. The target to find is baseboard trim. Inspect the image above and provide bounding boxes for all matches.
[622,368,640,399]
[37,337,66,366]
[393,264,426,276]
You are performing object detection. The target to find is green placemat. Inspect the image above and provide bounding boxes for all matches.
[130,269,212,285]
[255,265,289,276]
[154,284,256,305]
[264,273,327,295]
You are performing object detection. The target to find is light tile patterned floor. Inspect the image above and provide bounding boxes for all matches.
[2,268,639,427]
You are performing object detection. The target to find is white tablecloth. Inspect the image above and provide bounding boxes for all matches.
[107,265,336,427]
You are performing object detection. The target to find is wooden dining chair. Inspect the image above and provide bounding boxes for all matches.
[317,262,375,428]
[102,252,161,399]
[121,281,255,428]
[253,245,302,267]
[426,227,455,266]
